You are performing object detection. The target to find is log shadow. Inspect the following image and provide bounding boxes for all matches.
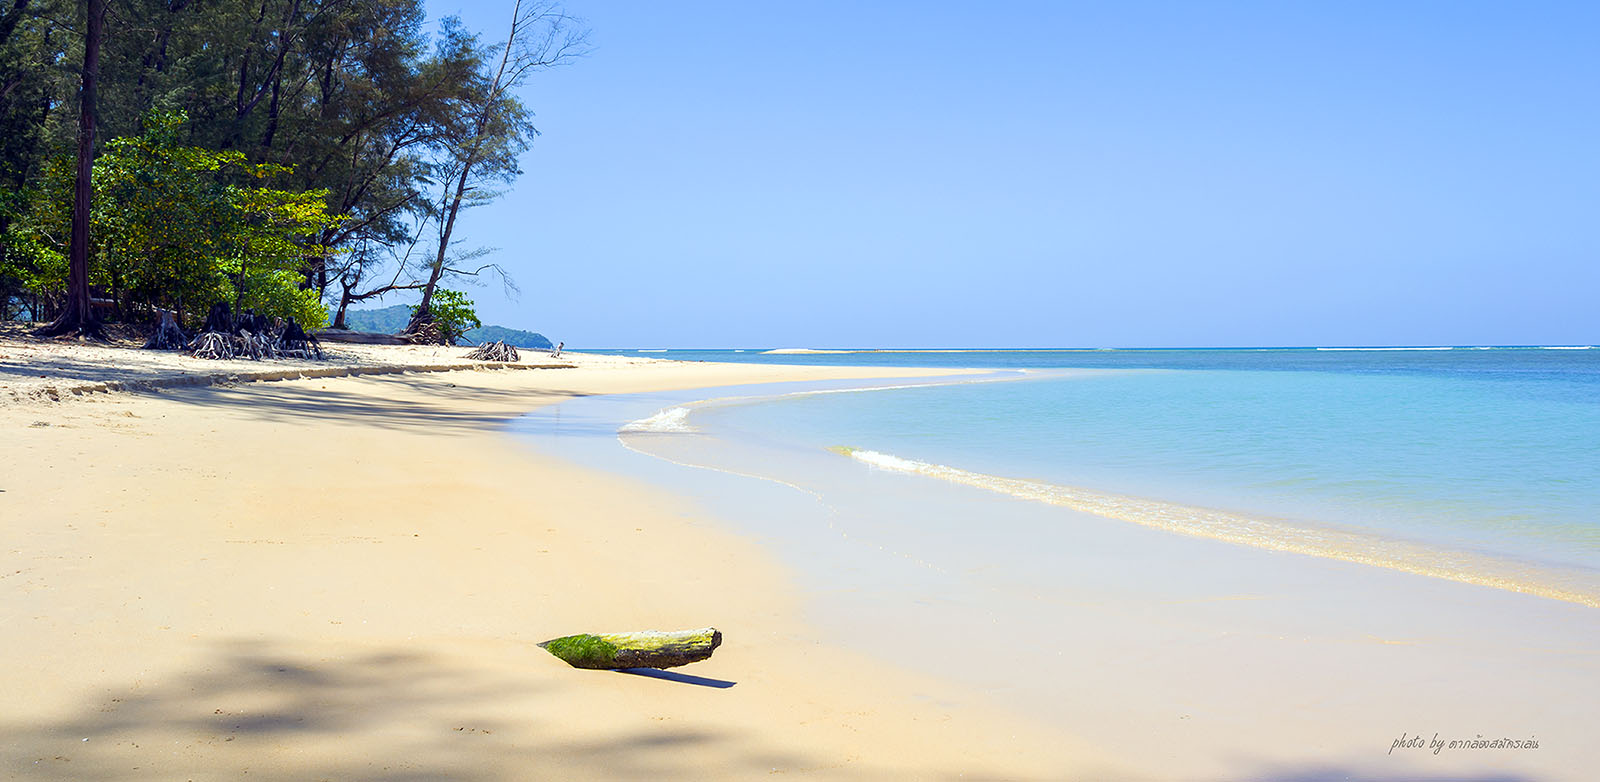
[614,667,737,689]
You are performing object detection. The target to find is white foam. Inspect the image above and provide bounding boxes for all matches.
[1539,346,1593,350]
[620,406,695,433]
[637,349,668,353]
[846,448,925,472]
[762,348,852,354]
[1316,346,1453,351]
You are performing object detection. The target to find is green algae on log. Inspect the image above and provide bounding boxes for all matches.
[539,627,723,670]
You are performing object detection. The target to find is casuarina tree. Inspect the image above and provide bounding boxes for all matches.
[402,1,585,342]
[34,0,106,339]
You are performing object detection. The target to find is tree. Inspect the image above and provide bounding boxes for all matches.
[9,111,338,327]
[308,9,486,323]
[403,1,584,342]
[408,288,477,344]
[34,0,104,338]
[0,0,584,330]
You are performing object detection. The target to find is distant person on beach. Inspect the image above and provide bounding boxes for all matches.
[550,341,563,358]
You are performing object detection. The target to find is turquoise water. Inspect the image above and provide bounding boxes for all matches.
[514,348,1600,774]
[590,347,1600,600]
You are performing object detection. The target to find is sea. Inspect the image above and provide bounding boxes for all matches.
[513,345,1599,775]
[524,346,1600,607]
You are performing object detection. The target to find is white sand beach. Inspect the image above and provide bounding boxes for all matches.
[2,340,1595,780]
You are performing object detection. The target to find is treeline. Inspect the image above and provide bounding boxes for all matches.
[0,0,583,340]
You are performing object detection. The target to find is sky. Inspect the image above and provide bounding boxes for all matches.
[417,1,1598,348]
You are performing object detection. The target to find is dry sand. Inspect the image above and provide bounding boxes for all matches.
[0,345,1123,780]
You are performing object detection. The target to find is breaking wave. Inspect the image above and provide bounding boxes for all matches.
[620,406,695,433]
[762,348,852,354]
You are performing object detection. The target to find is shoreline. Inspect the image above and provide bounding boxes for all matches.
[2,350,1121,779]
[5,342,1597,779]
[609,376,1600,609]
[535,372,1600,780]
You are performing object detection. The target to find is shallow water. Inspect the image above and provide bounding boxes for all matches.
[586,349,1600,585]
[509,360,1600,777]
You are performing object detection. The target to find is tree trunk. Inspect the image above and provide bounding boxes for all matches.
[332,288,351,329]
[34,0,106,340]
[539,628,723,670]
[405,0,527,339]
[141,310,188,350]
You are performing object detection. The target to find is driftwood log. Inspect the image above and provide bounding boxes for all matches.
[465,340,518,361]
[539,627,722,670]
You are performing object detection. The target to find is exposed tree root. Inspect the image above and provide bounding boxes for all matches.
[465,340,518,361]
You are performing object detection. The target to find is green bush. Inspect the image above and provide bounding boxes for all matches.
[1,111,340,327]
[413,289,480,344]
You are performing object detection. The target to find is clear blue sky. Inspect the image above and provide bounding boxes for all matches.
[418,1,1597,348]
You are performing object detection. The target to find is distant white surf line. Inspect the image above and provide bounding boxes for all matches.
[637,349,669,353]
[759,348,1137,354]
[1540,346,1594,350]
[831,447,1599,608]
[1315,346,1455,351]
[760,348,1119,354]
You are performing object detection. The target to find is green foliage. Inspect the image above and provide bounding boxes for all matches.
[411,288,479,344]
[0,172,69,312]
[0,1,583,324]
[231,267,331,330]
[2,111,339,326]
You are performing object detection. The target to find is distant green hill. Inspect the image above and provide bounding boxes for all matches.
[340,304,552,349]
[465,324,553,350]
[341,304,410,333]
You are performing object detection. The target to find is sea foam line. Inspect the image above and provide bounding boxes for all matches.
[831,447,1600,608]
[615,384,953,434]
[616,371,1033,436]
[619,406,695,433]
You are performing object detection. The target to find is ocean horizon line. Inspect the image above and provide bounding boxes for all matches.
[578,344,1596,353]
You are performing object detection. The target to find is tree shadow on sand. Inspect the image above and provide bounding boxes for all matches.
[1242,763,1537,782]
[0,640,821,781]
[1,642,1553,781]
[144,374,589,434]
